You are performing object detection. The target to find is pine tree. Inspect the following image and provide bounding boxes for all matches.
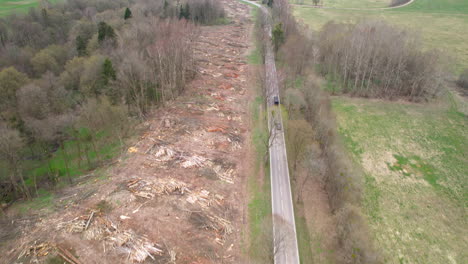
[92,59,117,97]
[124,7,132,20]
[102,58,116,85]
[163,0,169,18]
[98,22,116,45]
[184,2,190,19]
[179,2,190,20]
[41,8,49,26]
[272,23,285,52]
[76,35,88,56]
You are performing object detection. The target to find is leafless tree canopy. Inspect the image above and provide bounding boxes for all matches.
[318,20,444,101]
[186,0,226,24]
[0,0,223,203]
[118,18,197,116]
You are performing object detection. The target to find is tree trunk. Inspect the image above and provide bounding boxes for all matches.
[17,167,31,199]
[84,144,92,168]
[90,135,101,164]
[61,143,72,184]
[75,135,83,169]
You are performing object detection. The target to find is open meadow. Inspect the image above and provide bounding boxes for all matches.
[0,0,41,16]
[332,95,467,263]
[293,0,468,263]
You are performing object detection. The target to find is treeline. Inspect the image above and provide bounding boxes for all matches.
[268,0,382,263]
[0,0,224,203]
[317,20,444,100]
[179,0,226,24]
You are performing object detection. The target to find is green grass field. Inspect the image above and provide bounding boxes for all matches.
[0,0,39,16]
[0,0,60,16]
[292,0,390,9]
[293,0,468,73]
[332,95,467,263]
[292,1,468,263]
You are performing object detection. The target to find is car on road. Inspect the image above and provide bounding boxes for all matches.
[273,95,279,105]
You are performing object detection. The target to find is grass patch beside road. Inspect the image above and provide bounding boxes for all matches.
[248,93,273,261]
[245,4,273,260]
[332,95,467,263]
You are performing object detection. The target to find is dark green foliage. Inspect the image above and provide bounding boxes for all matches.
[41,8,49,27]
[179,3,190,20]
[268,0,274,7]
[91,59,117,98]
[102,58,116,84]
[97,22,116,45]
[75,35,87,57]
[457,69,468,91]
[272,23,285,52]
[176,0,226,24]
[124,7,132,20]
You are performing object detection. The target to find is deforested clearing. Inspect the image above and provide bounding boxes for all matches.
[1,0,255,263]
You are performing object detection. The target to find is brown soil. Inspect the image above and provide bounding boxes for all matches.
[0,1,255,263]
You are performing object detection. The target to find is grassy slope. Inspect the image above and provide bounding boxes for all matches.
[4,133,121,214]
[0,0,60,16]
[332,96,467,264]
[400,0,468,13]
[294,1,468,263]
[293,0,468,73]
[293,0,390,9]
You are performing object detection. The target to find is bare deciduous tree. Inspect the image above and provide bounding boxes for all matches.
[0,126,30,199]
[317,20,444,100]
[285,119,313,172]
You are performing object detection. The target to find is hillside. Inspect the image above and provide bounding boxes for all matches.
[292,0,468,263]
[1,0,257,263]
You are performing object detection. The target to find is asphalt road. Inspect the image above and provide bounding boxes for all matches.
[239,1,300,263]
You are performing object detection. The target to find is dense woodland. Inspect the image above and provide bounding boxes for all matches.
[0,0,225,203]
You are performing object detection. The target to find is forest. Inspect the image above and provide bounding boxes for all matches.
[0,0,225,203]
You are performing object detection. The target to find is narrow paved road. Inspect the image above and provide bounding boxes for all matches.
[239,1,300,263]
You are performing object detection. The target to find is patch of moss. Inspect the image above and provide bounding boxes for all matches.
[387,154,438,187]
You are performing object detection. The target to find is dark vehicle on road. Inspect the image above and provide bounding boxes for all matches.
[273,96,279,105]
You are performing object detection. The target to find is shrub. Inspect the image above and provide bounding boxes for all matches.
[456,69,468,91]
